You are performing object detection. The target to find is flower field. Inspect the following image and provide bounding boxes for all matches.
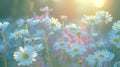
[0,0,120,67]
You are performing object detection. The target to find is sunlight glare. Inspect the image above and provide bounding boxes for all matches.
[94,0,105,8]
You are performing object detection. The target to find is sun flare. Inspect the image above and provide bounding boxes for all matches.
[94,0,105,8]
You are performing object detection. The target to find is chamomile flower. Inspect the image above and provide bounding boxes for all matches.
[24,36,42,43]
[86,50,114,66]
[89,41,104,48]
[13,45,38,66]
[10,30,22,40]
[65,23,81,34]
[66,44,86,57]
[48,17,62,31]
[86,54,100,66]
[94,50,115,62]
[112,21,120,33]
[110,35,120,48]
[76,31,87,37]
[54,42,69,50]
[81,15,100,25]
[0,22,9,31]
[96,11,113,24]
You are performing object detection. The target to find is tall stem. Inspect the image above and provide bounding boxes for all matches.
[22,37,26,45]
[94,62,97,67]
[108,62,111,67]
[79,63,82,67]
[1,31,7,67]
[25,23,29,32]
[44,34,52,67]
[62,20,64,41]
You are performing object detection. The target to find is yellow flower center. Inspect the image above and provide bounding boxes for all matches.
[73,48,79,52]
[60,42,64,46]
[51,23,56,27]
[16,34,20,36]
[94,42,99,46]
[93,58,99,61]
[79,59,83,64]
[90,18,95,23]
[77,31,82,36]
[114,38,119,43]
[30,37,34,41]
[23,53,29,59]
[98,54,105,58]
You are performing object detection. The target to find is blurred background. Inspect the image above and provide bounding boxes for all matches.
[0,0,120,67]
[0,0,120,21]
[0,0,119,37]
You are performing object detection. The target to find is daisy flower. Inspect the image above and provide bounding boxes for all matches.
[86,54,100,66]
[94,50,115,62]
[86,50,114,66]
[81,15,100,25]
[110,35,120,48]
[13,45,38,66]
[76,31,87,37]
[0,22,9,31]
[10,30,23,40]
[48,17,62,31]
[10,29,28,40]
[89,41,105,48]
[96,11,113,24]
[24,36,42,43]
[54,42,69,50]
[65,23,81,34]
[112,20,120,33]
[66,44,86,57]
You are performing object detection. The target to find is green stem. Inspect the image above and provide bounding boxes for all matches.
[44,34,52,67]
[86,62,89,67]
[108,62,110,67]
[34,60,39,67]
[62,50,67,67]
[22,37,26,45]
[94,62,97,67]
[79,63,82,67]
[78,58,83,67]
[102,62,104,67]
[25,23,29,32]
[31,41,34,46]
[78,36,81,44]
[1,31,7,67]
[62,20,64,41]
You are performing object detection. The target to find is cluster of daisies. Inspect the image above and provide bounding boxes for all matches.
[86,50,114,67]
[1,9,120,67]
